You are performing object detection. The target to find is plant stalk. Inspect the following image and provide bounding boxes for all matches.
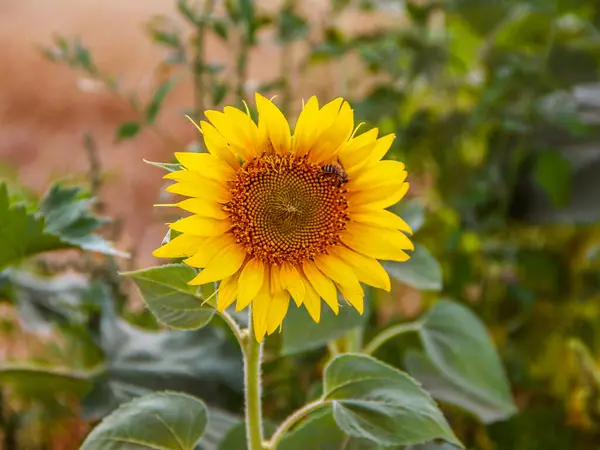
[363,322,422,355]
[267,399,326,449]
[244,308,265,450]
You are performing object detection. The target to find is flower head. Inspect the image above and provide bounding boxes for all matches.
[154,94,413,341]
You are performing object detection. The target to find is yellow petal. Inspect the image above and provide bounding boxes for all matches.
[351,209,412,234]
[348,181,409,211]
[165,177,230,203]
[314,253,361,291]
[267,290,290,335]
[256,93,291,155]
[337,128,379,172]
[188,243,246,285]
[310,100,354,163]
[341,222,413,262]
[177,198,229,219]
[174,152,236,181]
[236,258,265,311]
[292,96,320,155]
[152,234,207,259]
[217,273,239,311]
[302,261,339,315]
[336,282,364,314]
[184,233,235,268]
[348,161,406,192]
[169,215,231,236]
[369,132,395,163]
[205,109,259,161]
[302,277,321,323]
[280,263,305,306]
[270,264,283,293]
[199,120,240,169]
[330,246,391,291]
[251,281,272,341]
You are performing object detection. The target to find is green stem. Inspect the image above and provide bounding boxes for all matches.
[344,327,363,353]
[363,322,422,355]
[267,399,327,449]
[244,308,265,450]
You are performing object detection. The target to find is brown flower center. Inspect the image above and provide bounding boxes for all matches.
[226,154,349,265]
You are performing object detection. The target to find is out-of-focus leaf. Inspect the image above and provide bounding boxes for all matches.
[146,78,177,124]
[0,183,124,269]
[385,244,442,291]
[390,199,425,233]
[81,391,207,450]
[281,293,370,355]
[211,82,228,105]
[82,297,242,420]
[0,184,66,268]
[123,264,215,330]
[323,354,462,447]
[414,300,517,422]
[0,364,92,400]
[405,350,514,424]
[115,121,141,141]
[277,7,309,42]
[39,184,127,257]
[533,149,572,207]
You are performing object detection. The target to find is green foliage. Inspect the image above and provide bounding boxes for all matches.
[281,295,370,355]
[124,264,215,330]
[0,183,123,269]
[385,245,442,291]
[81,391,208,450]
[324,354,462,447]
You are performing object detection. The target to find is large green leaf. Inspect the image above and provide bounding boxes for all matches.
[323,354,462,447]
[278,407,396,450]
[123,264,215,330]
[414,300,516,423]
[81,391,207,450]
[82,297,242,420]
[281,293,370,355]
[405,350,510,424]
[216,420,276,450]
[385,244,442,291]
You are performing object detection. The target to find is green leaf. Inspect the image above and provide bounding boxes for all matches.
[143,159,182,172]
[146,78,177,124]
[281,294,370,355]
[81,391,207,450]
[413,300,516,423]
[82,296,242,420]
[405,350,510,424]
[533,149,572,207]
[115,121,141,141]
[0,364,91,400]
[39,184,127,257]
[0,183,124,269]
[123,264,215,330]
[385,244,442,291]
[390,199,425,233]
[278,408,347,450]
[277,7,309,42]
[323,354,462,447]
[0,184,66,268]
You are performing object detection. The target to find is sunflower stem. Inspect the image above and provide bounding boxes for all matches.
[244,308,265,450]
[266,398,327,449]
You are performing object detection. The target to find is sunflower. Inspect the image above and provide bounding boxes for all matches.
[153,94,413,341]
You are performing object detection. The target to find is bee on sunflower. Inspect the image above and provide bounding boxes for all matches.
[153,94,413,341]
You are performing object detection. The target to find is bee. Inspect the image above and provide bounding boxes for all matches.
[321,162,348,188]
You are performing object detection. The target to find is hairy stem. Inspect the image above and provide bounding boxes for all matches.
[244,308,265,450]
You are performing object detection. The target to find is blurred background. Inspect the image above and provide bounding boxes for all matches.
[1,0,600,449]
